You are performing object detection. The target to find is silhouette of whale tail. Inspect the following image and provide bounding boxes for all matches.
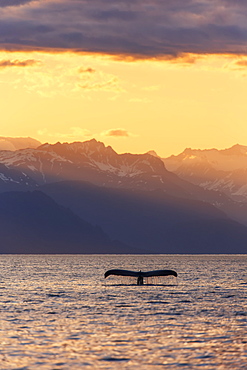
[104,269,177,285]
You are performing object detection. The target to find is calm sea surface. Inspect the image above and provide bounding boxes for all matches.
[0,254,246,369]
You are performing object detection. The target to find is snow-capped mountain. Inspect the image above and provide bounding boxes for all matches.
[1,138,247,252]
[163,144,247,202]
[1,138,247,228]
[0,163,38,192]
[0,139,195,198]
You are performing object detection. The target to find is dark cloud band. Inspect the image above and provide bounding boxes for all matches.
[0,59,40,68]
[0,0,38,7]
[0,1,247,58]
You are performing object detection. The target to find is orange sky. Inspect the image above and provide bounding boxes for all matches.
[1,51,247,157]
[1,1,247,157]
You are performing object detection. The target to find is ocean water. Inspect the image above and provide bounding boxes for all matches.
[0,254,246,369]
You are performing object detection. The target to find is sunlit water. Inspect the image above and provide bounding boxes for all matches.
[0,254,246,369]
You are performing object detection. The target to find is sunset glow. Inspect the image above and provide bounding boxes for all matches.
[1,3,247,367]
[1,1,247,156]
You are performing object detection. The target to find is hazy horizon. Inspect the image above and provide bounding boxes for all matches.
[1,135,247,158]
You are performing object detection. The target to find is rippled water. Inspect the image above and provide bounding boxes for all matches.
[0,254,246,369]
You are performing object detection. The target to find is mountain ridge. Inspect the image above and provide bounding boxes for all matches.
[163,144,247,203]
[0,139,198,199]
[1,137,247,253]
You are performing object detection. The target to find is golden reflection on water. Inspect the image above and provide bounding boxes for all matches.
[0,254,246,369]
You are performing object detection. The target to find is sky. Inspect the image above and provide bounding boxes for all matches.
[1,0,247,157]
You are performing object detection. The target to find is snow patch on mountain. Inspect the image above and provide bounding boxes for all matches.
[165,145,247,172]
[0,148,71,167]
[232,184,247,197]
[163,144,247,201]
[0,173,9,182]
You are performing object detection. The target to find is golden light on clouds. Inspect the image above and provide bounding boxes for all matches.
[1,50,247,156]
[101,129,136,138]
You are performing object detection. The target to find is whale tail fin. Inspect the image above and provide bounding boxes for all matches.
[142,269,177,278]
[104,269,177,282]
[104,269,140,278]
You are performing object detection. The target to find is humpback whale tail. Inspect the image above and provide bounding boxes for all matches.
[104,269,177,285]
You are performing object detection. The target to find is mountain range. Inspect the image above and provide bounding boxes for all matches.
[163,144,247,202]
[0,137,246,253]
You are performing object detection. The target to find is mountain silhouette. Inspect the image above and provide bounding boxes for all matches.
[1,139,247,253]
[0,191,139,254]
[42,181,247,253]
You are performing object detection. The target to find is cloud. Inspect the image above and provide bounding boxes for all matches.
[0,0,38,7]
[101,129,134,137]
[79,78,123,92]
[235,60,247,67]
[38,127,136,141]
[78,69,124,92]
[0,52,124,97]
[78,67,96,74]
[0,1,247,58]
[0,59,40,68]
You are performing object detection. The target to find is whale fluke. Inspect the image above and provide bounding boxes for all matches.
[142,269,177,278]
[104,269,177,284]
[104,269,140,278]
